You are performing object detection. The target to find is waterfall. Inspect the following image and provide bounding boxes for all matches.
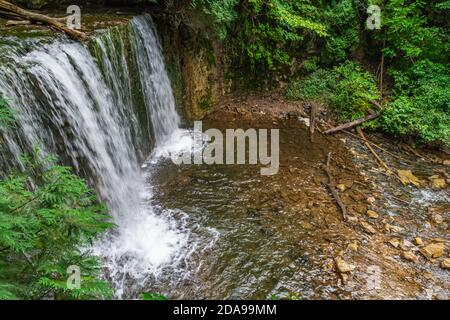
[0,15,196,298]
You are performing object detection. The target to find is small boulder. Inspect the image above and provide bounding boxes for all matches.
[419,243,445,260]
[402,251,418,263]
[347,241,358,252]
[397,169,421,187]
[366,196,376,204]
[414,237,423,246]
[431,178,446,189]
[400,239,414,251]
[441,258,450,269]
[388,238,400,248]
[384,224,404,233]
[336,184,346,192]
[335,257,355,273]
[361,221,376,234]
[367,210,379,219]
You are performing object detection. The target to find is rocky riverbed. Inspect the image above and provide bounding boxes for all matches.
[150,95,449,299]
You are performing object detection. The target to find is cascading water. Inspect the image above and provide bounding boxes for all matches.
[0,15,205,298]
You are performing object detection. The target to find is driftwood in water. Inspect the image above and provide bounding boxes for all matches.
[356,127,391,172]
[324,152,348,221]
[0,1,87,41]
[356,127,404,184]
[324,113,379,135]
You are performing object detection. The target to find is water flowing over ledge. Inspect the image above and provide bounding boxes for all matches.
[0,14,210,298]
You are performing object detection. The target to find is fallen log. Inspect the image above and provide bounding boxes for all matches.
[6,16,69,25]
[324,152,348,221]
[0,8,20,20]
[6,19,30,26]
[0,1,87,41]
[324,113,379,135]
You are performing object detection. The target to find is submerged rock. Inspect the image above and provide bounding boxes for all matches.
[402,251,418,263]
[414,237,424,246]
[441,258,450,269]
[431,178,446,189]
[388,238,401,248]
[335,257,356,273]
[367,210,379,219]
[397,169,421,187]
[361,221,376,234]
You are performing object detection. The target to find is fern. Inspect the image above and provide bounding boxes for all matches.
[0,149,114,299]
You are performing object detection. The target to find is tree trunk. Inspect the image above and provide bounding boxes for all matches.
[0,1,87,41]
[324,113,379,135]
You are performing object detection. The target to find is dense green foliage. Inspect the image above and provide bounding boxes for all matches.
[185,0,449,146]
[193,0,327,72]
[375,0,450,145]
[0,100,113,299]
[380,60,450,144]
[287,61,380,120]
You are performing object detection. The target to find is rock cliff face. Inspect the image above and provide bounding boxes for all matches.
[153,12,229,124]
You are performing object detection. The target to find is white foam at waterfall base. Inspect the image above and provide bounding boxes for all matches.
[148,128,203,164]
[0,15,209,299]
[92,187,192,298]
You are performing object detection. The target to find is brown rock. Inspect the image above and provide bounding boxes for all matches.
[366,196,376,204]
[385,224,404,233]
[423,272,433,280]
[420,243,445,260]
[432,214,444,224]
[402,251,418,262]
[335,257,356,273]
[367,210,379,219]
[347,241,358,252]
[336,184,346,192]
[388,238,401,248]
[361,221,376,234]
[339,179,354,189]
[400,239,414,250]
[431,178,446,189]
[441,258,450,269]
[443,160,450,166]
[414,237,423,246]
[340,272,349,284]
[397,169,421,187]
